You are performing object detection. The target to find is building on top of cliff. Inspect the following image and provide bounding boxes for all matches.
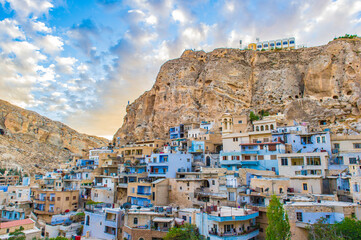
[248,37,295,50]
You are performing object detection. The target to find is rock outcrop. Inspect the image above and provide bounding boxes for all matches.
[114,39,361,143]
[0,99,109,173]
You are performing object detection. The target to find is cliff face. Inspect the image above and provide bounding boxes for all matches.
[114,39,361,143]
[0,99,109,173]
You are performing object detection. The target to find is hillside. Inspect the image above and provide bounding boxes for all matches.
[114,39,361,143]
[0,100,109,173]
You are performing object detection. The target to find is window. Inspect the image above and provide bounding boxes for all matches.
[238,120,242,124]
[281,158,288,166]
[354,184,360,192]
[291,157,304,166]
[66,197,69,201]
[322,136,326,143]
[317,137,320,143]
[134,217,138,225]
[269,145,277,151]
[350,158,357,164]
[258,155,264,160]
[233,138,238,142]
[212,180,215,185]
[132,188,135,193]
[73,196,76,200]
[306,156,321,165]
[264,138,269,143]
[354,143,361,149]
[334,143,340,149]
[86,216,90,226]
[303,183,308,191]
[279,188,283,194]
[296,212,303,221]
[223,156,227,160]
[182,216,187,221]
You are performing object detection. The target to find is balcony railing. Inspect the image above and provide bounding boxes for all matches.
[209,227,259,237]
[137,192,151,196]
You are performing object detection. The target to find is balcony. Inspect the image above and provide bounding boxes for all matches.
[240,150,259,155]
[209,228,259,240]
[207,212,259,222]
[137,192,151,196]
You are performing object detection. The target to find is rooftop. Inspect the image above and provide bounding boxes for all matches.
[0,218,34,229]
[286,200,355,207]
[209,206,256,217]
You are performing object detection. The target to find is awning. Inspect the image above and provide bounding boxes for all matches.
[152,217,174,223]
[175,218,185,225]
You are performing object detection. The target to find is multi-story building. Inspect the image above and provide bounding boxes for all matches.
[32,189,79,223]
[196,206,259,240]
[278,152,329,177]
[169,124,185,139]
[127,179,169,207]
[122,207,177,240]
[83,208,123,240]
[147,153,193,178]
[220,113,248,135]
[331,134,361,167]
[221,141,286,173]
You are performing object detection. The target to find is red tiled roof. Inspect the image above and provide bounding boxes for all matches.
[0,218,34,229]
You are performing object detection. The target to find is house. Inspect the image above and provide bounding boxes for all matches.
[32,189,79,223]
[169,124,185,139]
[196,206,259,240]
[83,207,123,240]
[122,206,178,240]
[0,218,41,240]
[277,152,329,177]
[146,153,193,178]
[127,179,169,207]
[285,200,356,240]
[331,134,361,167]
[221,141,286,173]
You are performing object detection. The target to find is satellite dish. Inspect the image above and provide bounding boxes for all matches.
[122,202,131,209]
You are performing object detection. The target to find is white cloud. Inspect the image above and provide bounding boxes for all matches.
[36,35,64,54]
[0,0,53,18]
[55,57,77,74]
[171,9,187,24]
[31,20,51,33]
[0,19,24,40]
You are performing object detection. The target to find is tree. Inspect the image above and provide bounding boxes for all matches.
[8,226,25,240]
[249,111,259,123]
[308,217,343,240]
[308,217,361,240]
[164,223,205,240]
[266,195,291,240]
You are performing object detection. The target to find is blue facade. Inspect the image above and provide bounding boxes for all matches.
[147,153,192,178]
[189,141,205,153]
[130,197,151,207]
[169,124,184,139]
[220,142,285,174]
[1,210,25,220]
[272,127,331,155]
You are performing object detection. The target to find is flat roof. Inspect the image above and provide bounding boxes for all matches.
[286,201,355,207]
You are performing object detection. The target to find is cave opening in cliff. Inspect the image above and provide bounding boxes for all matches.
[0,129,4,135]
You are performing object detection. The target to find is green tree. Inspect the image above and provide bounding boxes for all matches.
[335,217,361,239]
[249,111,259,123]
[164,223,205,240]
[266,195,291,240]
[308,217,343,240]
[8,226,25,240]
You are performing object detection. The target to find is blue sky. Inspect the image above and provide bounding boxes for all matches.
[0,0,360,138]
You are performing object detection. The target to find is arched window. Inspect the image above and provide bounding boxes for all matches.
[256,126,259,131]
[134,217,138,225]
[261,125,264,131]
[265,125,269,130]
[206,156,211,167]
[270,124,274,130]
[86,216,90,226]
[139,238,144,240]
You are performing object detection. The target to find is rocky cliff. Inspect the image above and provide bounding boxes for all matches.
[114,39,361,143]
[0,99,109,173]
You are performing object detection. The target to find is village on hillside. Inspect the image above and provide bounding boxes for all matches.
[1,110,361,240]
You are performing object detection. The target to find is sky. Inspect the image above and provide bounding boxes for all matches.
[0,0,361,139]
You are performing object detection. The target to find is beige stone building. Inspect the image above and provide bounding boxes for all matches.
[32,189,79,223]
[0,218,41,240]
[127,179,169,207]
